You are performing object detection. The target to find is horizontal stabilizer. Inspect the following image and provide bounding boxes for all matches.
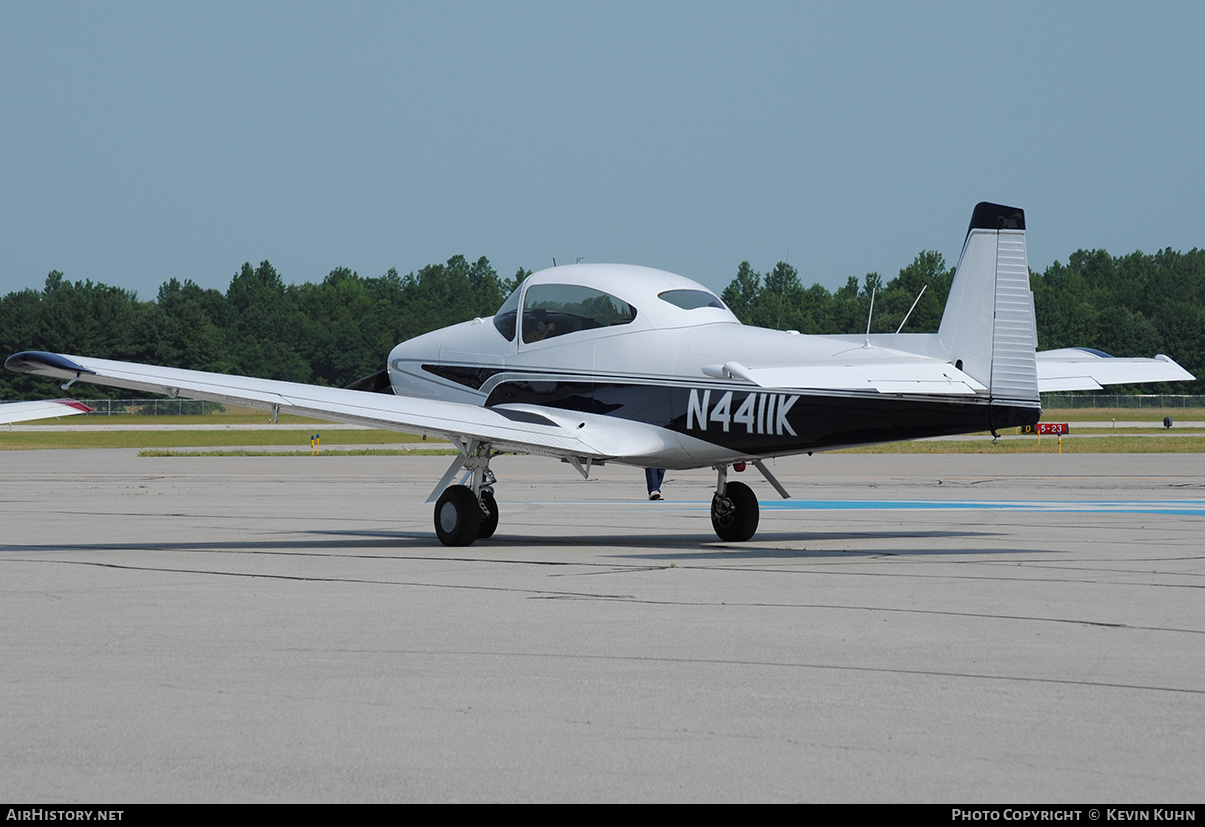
[1036,348,1195,392]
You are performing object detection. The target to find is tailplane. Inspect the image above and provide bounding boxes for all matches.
[937,202,1039,408]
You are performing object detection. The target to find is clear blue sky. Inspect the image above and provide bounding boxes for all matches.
[3,1,1202,301]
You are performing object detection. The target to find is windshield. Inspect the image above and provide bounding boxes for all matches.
[492,287,522,341]
[521,284,637,343]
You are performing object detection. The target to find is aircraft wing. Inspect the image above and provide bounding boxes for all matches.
[1036,348,1195,392]
[3,351,671,460]
[0,398,93,425]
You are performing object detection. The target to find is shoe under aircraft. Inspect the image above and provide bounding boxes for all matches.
[7,203,1194,545]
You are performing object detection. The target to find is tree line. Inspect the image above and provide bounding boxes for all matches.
[722,247,1204,392]
[1,246,1201,400]
[0,256,527,399]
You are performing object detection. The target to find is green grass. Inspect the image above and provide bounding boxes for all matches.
[6,411,1205,454]
[1041,407,1205,422]
[0,428,434,451]
[56,407,1203,426]
[1037,427,1201,434]
[834,435,1205,454]
[7,429,1203,454]
[138,447,458,457]
[28,413,333,427]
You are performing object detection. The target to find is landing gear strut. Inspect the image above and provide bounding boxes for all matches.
[710,464,759,542]
[431,440,499,547]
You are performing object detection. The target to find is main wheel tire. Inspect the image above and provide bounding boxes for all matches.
[434,485,481,546]
[478,490,499,539]
[710,480,759,542]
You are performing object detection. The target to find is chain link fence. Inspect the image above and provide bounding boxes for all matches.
[77,399,228,416]
[1040,394,1205,409]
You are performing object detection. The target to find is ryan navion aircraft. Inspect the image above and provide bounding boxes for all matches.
[7,203,1193,545]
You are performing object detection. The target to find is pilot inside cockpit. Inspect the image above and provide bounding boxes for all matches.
[518,285,637,345]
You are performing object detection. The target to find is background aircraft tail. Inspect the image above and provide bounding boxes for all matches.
[937,202,1039,407]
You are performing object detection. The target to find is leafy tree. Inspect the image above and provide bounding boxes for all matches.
[3,244,1202,400]
[720,262,761,321]
[883,251,952,333]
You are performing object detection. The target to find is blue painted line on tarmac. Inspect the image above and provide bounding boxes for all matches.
[584,499,1205,517]
[759,499,1205,516]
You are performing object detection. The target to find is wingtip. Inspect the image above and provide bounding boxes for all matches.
[1155,354,1196,381]
[5,351,94,376]
[53,399,94,413]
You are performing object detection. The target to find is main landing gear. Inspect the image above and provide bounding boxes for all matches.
[710,463,759,542]
[432,440,499,547]
[429,444,784,547]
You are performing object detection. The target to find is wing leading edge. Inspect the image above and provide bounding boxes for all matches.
[3,351,673,461]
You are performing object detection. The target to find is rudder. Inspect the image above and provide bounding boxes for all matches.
[937,203,1039,410]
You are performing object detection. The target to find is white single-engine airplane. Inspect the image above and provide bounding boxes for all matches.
[6,203,1194,545]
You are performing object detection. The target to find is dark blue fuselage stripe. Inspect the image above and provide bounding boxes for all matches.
[479,374,1038,455]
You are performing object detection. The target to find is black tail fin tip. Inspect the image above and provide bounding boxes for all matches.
[968,202,1025,234]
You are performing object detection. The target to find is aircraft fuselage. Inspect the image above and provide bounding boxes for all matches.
[387,264,1039,467]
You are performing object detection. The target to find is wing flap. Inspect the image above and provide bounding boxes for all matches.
[727,361,987,395]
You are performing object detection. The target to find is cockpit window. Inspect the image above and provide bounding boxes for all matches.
[493,287,521,341]
[658,289,726,310]
[521,284,637,344]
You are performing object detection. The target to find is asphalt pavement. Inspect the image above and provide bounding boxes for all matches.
[1,449,1201,802]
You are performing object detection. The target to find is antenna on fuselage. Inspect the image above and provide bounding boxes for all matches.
[863,287,876,348]
[895,285,928,334]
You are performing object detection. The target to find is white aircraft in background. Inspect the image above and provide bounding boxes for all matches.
[0,398,92,425]
[7,203,1193,545]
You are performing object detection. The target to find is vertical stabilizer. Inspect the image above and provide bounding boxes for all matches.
[937,203,1039,407]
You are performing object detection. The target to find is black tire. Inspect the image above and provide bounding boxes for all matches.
[710,480,759,542]
[434,485,481,547]
[478,490,499,539]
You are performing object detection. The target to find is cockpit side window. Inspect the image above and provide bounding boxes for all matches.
[658,289,726,310]
[493,287,522,341]
[521,284,637,344]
